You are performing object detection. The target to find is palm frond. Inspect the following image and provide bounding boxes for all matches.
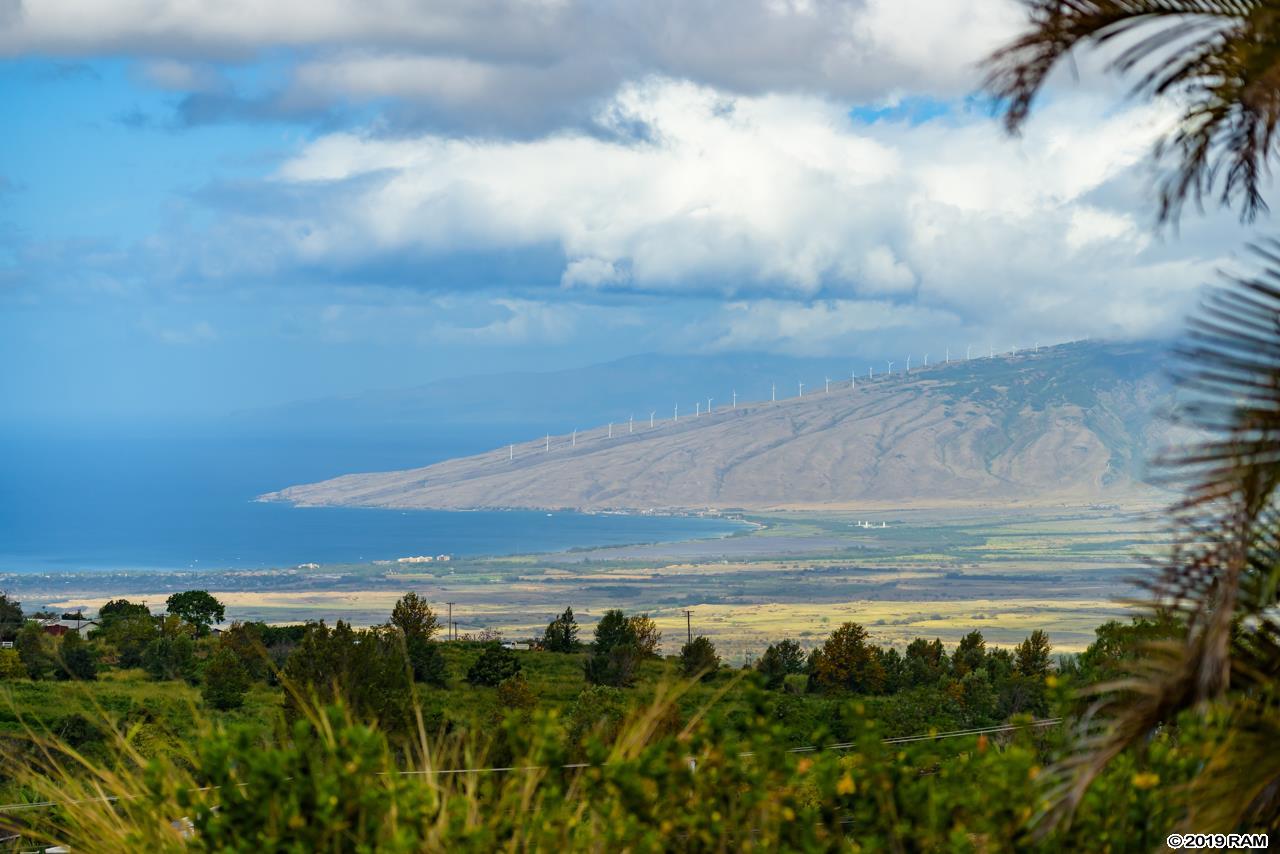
[984,1,1280,223]
[1041,241,1280,831]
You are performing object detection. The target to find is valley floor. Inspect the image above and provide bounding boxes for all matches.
[5,504,1169,658]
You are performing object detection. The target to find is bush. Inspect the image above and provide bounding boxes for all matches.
[466,643,521,687]
[495,673,536,715]
[0,648,25,679]
[583,643,641,688]
[56,631,98,681]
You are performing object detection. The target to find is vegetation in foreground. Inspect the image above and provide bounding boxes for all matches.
[0,584,1232,850]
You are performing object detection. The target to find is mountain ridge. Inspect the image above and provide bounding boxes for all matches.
[260,340,1177,512]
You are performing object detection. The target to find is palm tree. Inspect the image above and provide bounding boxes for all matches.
[986,1,1280,833]
[986,1,1280,225]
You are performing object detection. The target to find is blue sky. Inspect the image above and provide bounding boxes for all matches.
[0,0,1250,426]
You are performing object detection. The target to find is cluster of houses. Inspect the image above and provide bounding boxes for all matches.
[396,554,452,564]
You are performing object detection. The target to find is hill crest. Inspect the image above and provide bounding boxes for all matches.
[261,341,1175,512]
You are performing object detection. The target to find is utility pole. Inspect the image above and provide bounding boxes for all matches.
[682,609,694,645]
[446,602,455,641]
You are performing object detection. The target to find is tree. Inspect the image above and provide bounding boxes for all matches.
[203,646,251,710]
[679,636,720,681]
[97,599,151,628]
[165,591,225,636]
[542,607,580,653]
[627,615,661,657]
[15,622,54,680]
[466,643,521,687]
[217,622,270,682]
[1014,630,1052,679]
[390,592,440,641]
[952,631,987,678]
[592,610,636,654]
[56,631,98,681]
[904,638,949,687]
[584,610,642,688]
[756,639,806,690]
[406,634,448,687]
[0,593,23,642]
[877,647,906,694]
[143,634,197,682]
[282,622,414,734]
[102,614,159,669]
[810,623,884,694]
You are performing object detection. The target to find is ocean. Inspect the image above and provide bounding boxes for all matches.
[0,433,743,574]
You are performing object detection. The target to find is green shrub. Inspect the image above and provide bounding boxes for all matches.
[0,648,25,679]
[466,643,520,687]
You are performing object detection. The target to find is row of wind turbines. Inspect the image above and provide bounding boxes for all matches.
[503,341,1049,462]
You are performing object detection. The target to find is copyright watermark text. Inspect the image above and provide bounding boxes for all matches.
[1166,833,1268,850]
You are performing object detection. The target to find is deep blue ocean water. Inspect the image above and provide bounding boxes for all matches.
[0,434,742,573]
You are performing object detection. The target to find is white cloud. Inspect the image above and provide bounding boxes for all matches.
[1,0,1025,128]
[709,299,958,354]
[248,77,1215,343]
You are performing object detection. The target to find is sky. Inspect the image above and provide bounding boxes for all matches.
[0,0,1263,426]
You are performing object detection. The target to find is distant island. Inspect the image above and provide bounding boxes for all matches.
[261,341,1177,513]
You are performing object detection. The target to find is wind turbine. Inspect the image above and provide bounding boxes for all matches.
[869,366,874,380]
[886,360,894,375]
[649,411,655,428]
[989,344,994,358]
[545,434,550,452]
[707,397,713,414]
[966,345,972,361]
[945,346,950,364]
[572,429,577,447]
[608,422,612,439]
[924,353,929,367]
[732,390,737,409]
[674,404,678,422]
[771,383,776,403]
[906,355,911,373]
[851,370,856,389]
[629,415,633,434]
[798,381,804,397]
[695,401,701,417]
[825,377,830,393]
[509,444,514,461]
